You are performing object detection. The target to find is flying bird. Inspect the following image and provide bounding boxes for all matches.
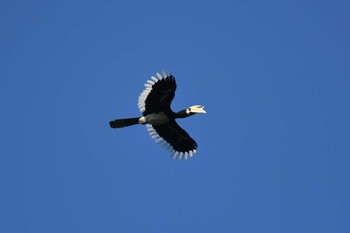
[109,71,206,160]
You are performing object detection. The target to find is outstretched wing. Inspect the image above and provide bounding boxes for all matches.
[138,72,176,116]
[146,121,198,160]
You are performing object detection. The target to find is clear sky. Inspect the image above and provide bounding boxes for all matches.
[1,0,349,232]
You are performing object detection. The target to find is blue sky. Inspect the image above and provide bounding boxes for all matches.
[1,0,349,232]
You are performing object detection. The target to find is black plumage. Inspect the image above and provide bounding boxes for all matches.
[109,71,206,159]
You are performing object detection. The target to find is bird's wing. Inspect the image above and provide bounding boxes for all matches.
[146,121,198,160]
[138,72,177,116]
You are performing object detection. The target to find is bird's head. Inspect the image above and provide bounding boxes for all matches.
[185,105,206,115]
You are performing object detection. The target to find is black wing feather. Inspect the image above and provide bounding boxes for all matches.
[143,75,176,116]
[153,121,198,153]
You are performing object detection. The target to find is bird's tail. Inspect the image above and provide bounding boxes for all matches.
[109,117,140,128]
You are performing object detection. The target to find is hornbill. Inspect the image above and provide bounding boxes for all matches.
[109,71,206,159]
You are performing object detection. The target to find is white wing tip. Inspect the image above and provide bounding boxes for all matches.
[172,149,197,160]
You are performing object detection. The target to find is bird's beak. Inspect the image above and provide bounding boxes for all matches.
[190,105,206,114]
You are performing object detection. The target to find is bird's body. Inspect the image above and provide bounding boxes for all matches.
[140,112,170,125]
[109,71,206,160]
